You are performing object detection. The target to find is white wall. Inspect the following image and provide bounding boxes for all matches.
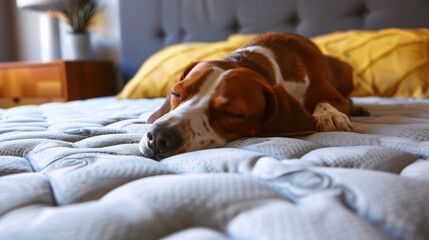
[14,0,124,90]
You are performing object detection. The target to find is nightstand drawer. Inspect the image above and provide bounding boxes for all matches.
[0,97,65,108]
[0,66,63,98]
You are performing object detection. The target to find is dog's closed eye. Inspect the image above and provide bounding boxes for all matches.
[170,91,181,98]
[217,111,245,119]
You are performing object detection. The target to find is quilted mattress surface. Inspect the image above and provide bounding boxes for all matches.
[0,97,428,240]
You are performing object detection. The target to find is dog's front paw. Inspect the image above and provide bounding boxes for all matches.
[313,102,353,132]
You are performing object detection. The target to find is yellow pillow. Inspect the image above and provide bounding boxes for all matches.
[312,28,429,97]
[116,34,257,99]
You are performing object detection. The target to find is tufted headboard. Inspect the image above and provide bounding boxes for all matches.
[119,0,429,81]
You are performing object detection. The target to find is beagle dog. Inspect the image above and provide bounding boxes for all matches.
[140,32,358,160]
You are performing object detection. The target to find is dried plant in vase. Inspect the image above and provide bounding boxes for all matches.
[58,0,99,60]
[58,0,98,34]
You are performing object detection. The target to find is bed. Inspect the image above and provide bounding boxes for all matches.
[1,0,429,239]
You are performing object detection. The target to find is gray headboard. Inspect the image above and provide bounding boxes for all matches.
[119,0,429,81]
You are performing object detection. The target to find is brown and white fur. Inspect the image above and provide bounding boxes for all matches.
[140,32,358,160]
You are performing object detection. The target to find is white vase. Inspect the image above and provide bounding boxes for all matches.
[39,14,61,62]
[62,33,93,60]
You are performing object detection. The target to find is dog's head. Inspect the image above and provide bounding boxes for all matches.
[140,61,316,160]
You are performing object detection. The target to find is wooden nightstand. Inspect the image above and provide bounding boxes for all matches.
[0,60,116,108]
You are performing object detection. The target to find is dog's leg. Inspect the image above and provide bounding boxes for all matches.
[326,57,370,117]
[346,97,370,116]
[305,82,354,132]
[312,101,354,131]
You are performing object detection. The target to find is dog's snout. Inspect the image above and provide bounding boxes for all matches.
[146,125,182,158]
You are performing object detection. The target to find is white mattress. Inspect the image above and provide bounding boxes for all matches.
[0,96,428,240]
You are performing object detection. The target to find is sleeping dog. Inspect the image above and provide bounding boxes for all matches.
[140,32,359,160]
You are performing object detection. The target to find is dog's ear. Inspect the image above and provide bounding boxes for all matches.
[259,84,317,136]
[180,61,200,80]
[148,62,200,123]
[148,92,172,123]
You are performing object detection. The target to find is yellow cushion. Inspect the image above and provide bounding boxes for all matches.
[312,28,429,97]
[116,34,257,99]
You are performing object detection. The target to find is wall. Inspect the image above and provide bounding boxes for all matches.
[11,0,124,90]
[0,0,17,61]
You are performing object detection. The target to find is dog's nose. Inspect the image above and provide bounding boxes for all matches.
[146,124,182,158]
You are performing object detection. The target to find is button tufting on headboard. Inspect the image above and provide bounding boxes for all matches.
[357,4,369,18]
[178,29,186,40]
[156,29,165,39]
[230,20,241,33]
[287,13,300,28]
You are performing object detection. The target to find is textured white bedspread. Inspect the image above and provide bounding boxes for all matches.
[0,97,428,240]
